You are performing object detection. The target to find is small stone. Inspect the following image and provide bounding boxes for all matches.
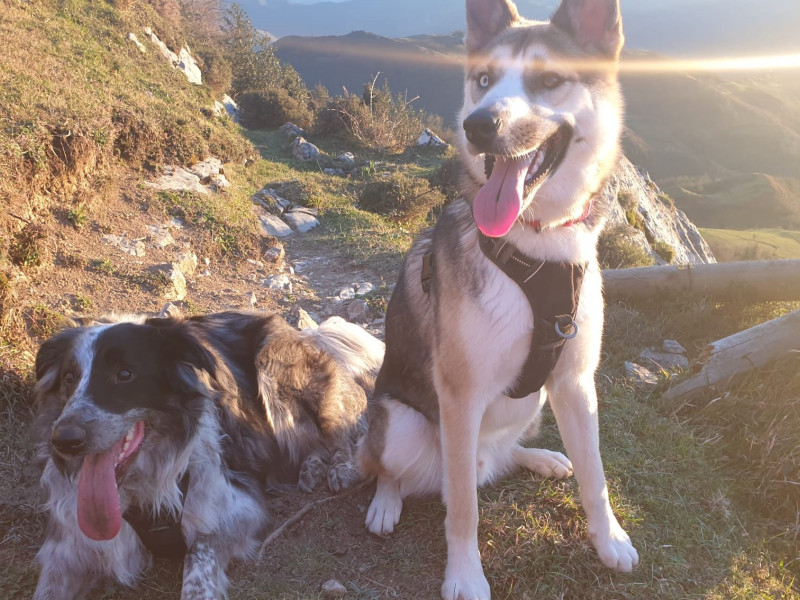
[280,122,305,138]
[264,245,285,264]
[336,152,355,165]
[354,282,374,296]
[333,286,356,302]
[247,259,265,269]
[624,361,658,387]
[638,348,689,371]
[158,302,182,318]
[243,291,257,307]
[295,308,319,331]
[147,225,175,249]
[264,274,291,290]
[321,579,347,598]
[173,249,198,278]
[346,299,369,322]
[291,136,322,161]
[663,339,687,354]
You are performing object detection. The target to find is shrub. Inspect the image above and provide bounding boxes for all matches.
[597,224,655,269]
[238,89,314,131]
[321,76,427,152]
[652,240,676,263]
[359,173,447,224]
[429,153,462,203]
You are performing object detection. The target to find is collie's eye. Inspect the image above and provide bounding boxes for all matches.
[63,371,75,385]
[477,73,490,89]
[541,72,565,90]
[117,369,134,382]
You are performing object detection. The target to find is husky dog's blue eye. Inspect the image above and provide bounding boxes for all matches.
[478,73,490,88]
[541,72,565,90]
[117,369,134,382]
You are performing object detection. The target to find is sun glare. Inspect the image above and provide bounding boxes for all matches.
[620,53,800,74]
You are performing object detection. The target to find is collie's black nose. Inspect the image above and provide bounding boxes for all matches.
[463,109,502,150]
[52,424,87,455]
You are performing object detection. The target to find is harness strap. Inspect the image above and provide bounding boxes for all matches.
[477,232,585,397]
[123,470,191,559]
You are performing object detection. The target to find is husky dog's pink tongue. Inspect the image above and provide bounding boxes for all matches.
[472,156,530,237]
[77,421,145,541]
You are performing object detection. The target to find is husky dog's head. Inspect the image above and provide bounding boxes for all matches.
[459,0,624,237]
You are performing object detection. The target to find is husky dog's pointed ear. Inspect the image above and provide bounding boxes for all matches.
[551,0,624,59]
[465,0,521,53]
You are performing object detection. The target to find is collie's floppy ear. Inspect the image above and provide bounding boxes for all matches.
[465,0,521,53]
[35,325,83,385]
[551,0,624,59]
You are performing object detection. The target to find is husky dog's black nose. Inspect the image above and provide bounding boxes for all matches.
[52,424,88,455]
[463,109,502,150]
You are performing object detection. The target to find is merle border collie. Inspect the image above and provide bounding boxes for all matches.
[32,311,384,600]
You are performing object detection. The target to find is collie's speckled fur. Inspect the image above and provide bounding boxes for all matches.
[32,311,383,600]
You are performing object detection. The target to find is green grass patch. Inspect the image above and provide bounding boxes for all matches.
[700,228,800,262]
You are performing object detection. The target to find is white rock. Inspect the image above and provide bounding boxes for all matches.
[222,94,241,123]
[354,282,374,296]
[164,267,187,301]
[337,152,355,165]
[146,165,208,195]
[173,249,198,278]
[189,157,223,180]
[264,274,291,290]
[147,225,175,249]
[102,234,146,257]
[284,210,320,233]
[127,33,146,53]
[291,136,321,161]
[295,308,319,331]
[244,291,257,307]
[416,128,449,147]
[259,214,293,238]
[663,339,687,354]
[624,361,659,387]
[321,579,347,598]
[177,46,202,85]
[638,348,689,371]
[280,122,305,137]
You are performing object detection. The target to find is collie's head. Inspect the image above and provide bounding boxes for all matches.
[34,318,218,541]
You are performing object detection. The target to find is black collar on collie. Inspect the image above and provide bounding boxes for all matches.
[420,233,585,398]
[123,471,191,559]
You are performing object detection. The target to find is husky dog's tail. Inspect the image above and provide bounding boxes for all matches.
[302,317,385,395]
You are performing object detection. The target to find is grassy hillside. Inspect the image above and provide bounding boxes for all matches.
[665,173,800,230]
[700,227,800,261]
[1,2,799,599]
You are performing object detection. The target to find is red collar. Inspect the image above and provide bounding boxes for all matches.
[525,197,594,232]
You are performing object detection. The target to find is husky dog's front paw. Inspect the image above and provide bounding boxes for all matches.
[365,476,402,535]
[590,519,639,572]
[441,563,490,600]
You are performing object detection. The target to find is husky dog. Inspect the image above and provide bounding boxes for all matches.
[357,0,638,598]
[32,311,384,600]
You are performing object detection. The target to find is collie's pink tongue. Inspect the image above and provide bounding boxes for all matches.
[77,439,125,541]
[473,156,529,237]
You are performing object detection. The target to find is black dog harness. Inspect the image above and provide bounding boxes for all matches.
[421,233,585,399]
[123,471,191,559]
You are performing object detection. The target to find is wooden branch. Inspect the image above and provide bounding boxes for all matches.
[603,258,800,302]
[256,481,369,563]
[662,309,800,401]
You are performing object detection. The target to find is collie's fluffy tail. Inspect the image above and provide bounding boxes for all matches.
[302,317,385,394]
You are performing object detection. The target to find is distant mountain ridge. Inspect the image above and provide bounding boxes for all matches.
[245,0,800,56]
[274,32,800,230]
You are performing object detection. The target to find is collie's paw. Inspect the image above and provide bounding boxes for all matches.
[590,521,639,573]
[441,567,490,600]
[365,478,402,535]
[327,460,360,493]
[298,454,326,493]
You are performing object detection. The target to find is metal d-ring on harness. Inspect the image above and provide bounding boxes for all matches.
[420,233,585,399]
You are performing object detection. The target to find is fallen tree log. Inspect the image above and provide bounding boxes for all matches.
[603,258,800,302]
[662,309,800,401]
